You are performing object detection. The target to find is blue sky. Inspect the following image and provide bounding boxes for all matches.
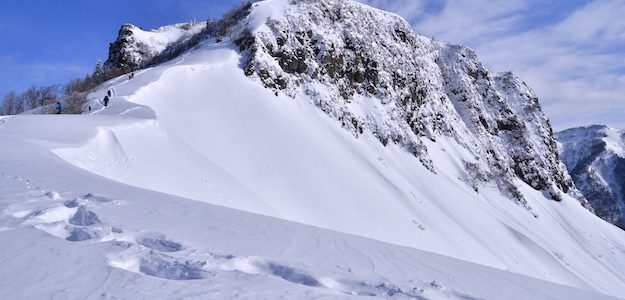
[2,0,624,129]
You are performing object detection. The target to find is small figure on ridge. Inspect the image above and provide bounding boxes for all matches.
[55,101,63,114]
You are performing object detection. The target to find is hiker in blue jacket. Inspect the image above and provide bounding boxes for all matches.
[55,101,63,114]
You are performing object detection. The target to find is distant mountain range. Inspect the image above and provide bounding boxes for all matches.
[557,125,625,230]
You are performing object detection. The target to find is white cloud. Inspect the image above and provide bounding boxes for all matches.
[416,0,532,44]
[554,0,625,47]
[474,0,625,130]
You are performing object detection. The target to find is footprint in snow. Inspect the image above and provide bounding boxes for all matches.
[107,242,209,281]
[44,191,62,200]
[66,227,93,241]
[17,191,111,242]
[139,252,207,280]
[64,199,80,208]
[223,257,424,297]
[64,194,120,209]
[83,193,114,203]
[69,206,101,226]
[261,261,321,287]
[136,232,183,252]
[26,191,448,298]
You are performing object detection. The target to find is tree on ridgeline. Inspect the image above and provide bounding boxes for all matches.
[38,86,58,107]
[1,91,25,115]
[24,86,40,110]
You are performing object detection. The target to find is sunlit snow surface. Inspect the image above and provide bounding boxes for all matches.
[1,2,625,299]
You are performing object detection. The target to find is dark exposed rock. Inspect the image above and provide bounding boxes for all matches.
[105,24,145,71]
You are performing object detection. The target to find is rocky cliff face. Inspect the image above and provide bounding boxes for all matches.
[232,0,586,208]
[105,22,206,70]
[557,126,625,229]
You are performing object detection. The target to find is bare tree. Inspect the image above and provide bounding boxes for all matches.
[24,86,41,110]
[63,92,88,114]
[39,85,58,106]
[1,91,25,115]
[2,91,15,115]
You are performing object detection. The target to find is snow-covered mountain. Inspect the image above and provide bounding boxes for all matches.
[106,0,584,208]
[2,0,625,298]
[557,125,625,230]
[236,0,585,208]
[106,21,206,70]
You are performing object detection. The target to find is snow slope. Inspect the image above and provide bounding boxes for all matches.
[0,119,618,299]
[557,125,625,229]
[1,0,625,298]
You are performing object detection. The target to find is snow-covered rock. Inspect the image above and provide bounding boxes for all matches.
[236,0,585,207]
[106,22,206,70]
[557,125,625,229]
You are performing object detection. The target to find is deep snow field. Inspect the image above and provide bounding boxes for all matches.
[2,7,625,298]
[1,124,618,299]
[2,149,620,300]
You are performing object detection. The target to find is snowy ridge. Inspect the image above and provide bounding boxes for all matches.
[105,21,206,70]
[237,0,584,207]
[557,125,625,229]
